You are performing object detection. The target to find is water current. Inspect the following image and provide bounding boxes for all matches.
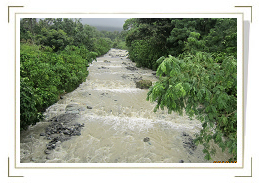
[20,48,231,164]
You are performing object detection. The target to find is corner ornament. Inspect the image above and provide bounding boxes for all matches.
[8,6,24,23]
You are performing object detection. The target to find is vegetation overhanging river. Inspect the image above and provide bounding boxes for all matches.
[20,48,231,163]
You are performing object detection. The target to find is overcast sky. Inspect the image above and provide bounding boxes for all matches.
[81,18,128,29]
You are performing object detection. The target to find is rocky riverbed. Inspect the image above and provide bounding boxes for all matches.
[20,48,232,164]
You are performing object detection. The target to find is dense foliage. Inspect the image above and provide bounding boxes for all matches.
[20,44,97,129]
[20,18,113,55]
[20,18,118,130]
[124,18,174,70]
[100,30,128,50]
[124,18,236,69]
[124,18,237,160]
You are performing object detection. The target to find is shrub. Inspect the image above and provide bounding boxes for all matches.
[20,44,97,130]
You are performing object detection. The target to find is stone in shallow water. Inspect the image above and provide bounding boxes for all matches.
[182,132,189,136]
[143,137,150,142]
[49,113,78,123]
[65,104,80,113]
[182,133,197,155]
[98,66,109,69]
[44,150,51,154]
[125,66,137,71]
[44,113,85,155]
[136,80,152,89]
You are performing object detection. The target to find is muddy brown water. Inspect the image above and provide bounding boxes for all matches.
[20,48,231,163]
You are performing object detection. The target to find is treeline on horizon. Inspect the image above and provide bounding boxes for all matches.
[122,18,237,161]
[20,18,127,53]
[20,18,126,130]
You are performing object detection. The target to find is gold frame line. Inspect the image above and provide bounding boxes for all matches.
[8,157,24,178]
[15,11,17,169]
[235,157,252,177]
[15,12,243,14]
[15,13,243,169]
[235,6,252,23]
[8,6,24,23]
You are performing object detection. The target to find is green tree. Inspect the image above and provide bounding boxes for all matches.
[20,44,97,130]
[147,33,237,161]
[20,18,41,44]
[123,18,237,160]
[124,18,174,70]
[203,18,237,57]
[39,28,73,51]
[166,18,217,57]
[62,18,76,36]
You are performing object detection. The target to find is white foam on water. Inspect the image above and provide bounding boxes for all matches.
[82,114,200,133]
[110,72,136,75]
[105,65,123,68]
[91,72,136,75]
[93,88,141,93]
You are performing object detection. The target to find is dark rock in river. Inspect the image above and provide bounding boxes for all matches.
[44,113,84,154]
[44,150,51,154]
[65,104,82,114]
[125,66,137,71]
[132,76,142,83]
[98,66,109,69]
[143,137,150,142]
[66,104,79,109]
[136,80,152,89]
[121,74,129,79]
[49,113,78,124]
[182,132,197,155]
[182,132,189,136]
[101,93,109,96]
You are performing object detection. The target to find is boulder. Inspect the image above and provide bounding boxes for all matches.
[136,80,152,89]
[98,66,109,69]
[125,66,137,71]
[65,104,79,112]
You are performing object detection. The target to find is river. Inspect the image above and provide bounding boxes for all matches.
[20,48,231,164]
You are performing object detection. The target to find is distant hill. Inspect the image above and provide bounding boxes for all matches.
[80,18,127,32]
[91,25,123,32]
